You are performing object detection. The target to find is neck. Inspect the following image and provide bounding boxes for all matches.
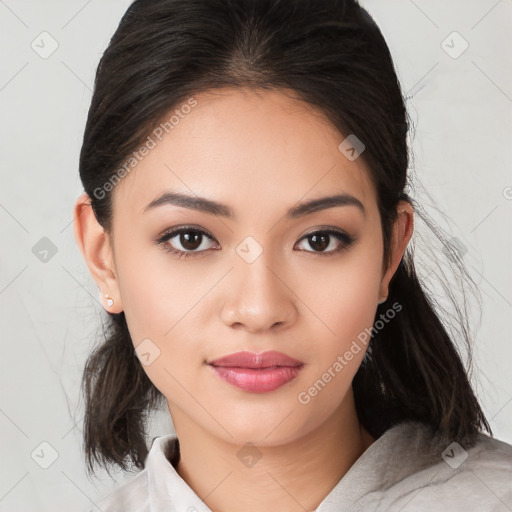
[171,388,375,512]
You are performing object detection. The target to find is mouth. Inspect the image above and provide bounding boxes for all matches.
[207,350,303,369]
[207,351,304,393]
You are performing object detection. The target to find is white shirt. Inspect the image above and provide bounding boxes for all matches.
[88,420,512,511]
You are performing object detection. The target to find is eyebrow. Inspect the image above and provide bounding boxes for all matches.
[143,190,366,219]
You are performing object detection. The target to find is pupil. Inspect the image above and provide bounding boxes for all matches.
[181,232,201,250]
[310,233,329,252]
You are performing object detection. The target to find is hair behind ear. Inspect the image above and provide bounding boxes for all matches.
[82,312,164,476]
[353,254,492,446]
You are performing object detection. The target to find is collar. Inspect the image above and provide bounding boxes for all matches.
[145,421,427,512]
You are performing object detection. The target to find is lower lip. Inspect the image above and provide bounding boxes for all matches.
[209,364,304,393]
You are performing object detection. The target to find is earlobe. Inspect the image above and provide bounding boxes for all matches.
[73,192,123,312]
[378,200,414,302]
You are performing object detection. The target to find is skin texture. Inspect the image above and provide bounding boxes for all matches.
[74,87,414,512]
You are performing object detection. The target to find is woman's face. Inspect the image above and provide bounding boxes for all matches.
[105,87,398,446]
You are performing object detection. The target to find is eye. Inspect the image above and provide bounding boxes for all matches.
[156,226,219,259]
[295,229,355,256]
[156,226,355,260]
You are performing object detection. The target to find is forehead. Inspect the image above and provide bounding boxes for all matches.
[111,87,377,222]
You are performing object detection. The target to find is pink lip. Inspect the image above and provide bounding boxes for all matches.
[207,351,304,393]
[208,350,303,368]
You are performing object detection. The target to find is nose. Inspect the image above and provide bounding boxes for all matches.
[219,253,298,333]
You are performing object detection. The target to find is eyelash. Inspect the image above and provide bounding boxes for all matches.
[156,225,355,260]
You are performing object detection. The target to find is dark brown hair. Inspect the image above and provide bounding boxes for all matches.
[78,0,491,477]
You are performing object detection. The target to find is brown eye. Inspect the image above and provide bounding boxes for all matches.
[308,233,330,252]
[295,229,354,255]
[179,231,203,251]
[157,227,218,258]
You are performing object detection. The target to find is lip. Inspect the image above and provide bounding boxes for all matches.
[207,351,304,393]
[208,350,303,368]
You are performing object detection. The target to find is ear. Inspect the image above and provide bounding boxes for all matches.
[73,192,124,312]
[378,200,414,302]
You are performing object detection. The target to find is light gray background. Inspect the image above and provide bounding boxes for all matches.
[1,1,511,511]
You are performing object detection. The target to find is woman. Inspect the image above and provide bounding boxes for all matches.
[73,0,512,510]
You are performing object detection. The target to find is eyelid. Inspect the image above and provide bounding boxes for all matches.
[298,225,351,240]
[156,224,216,243]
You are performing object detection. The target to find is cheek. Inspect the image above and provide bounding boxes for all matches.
[115,237,198,340]
[296,236,383,381]
[329,262,381,339]
[303,247,383,339]
[292,262,382,422]
[114,244,212,392]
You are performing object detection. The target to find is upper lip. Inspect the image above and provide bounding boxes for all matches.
[208,351,303,368]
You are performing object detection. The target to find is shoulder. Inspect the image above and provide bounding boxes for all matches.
[84,433,182,512]
[361,422,512,511]
[87,469,149,512]
[415,431,512,507]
